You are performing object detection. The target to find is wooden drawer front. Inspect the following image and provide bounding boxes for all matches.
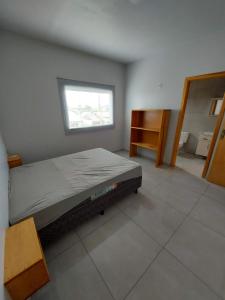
[5,260,49,300]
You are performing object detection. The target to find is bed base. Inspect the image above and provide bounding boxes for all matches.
[39,176,142,246]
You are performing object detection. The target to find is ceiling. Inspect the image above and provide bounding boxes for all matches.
[0,0,225,63]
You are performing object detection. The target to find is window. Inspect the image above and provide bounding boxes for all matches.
[58,78,115,133]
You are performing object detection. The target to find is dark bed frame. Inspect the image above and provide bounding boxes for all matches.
[39,176,142,246]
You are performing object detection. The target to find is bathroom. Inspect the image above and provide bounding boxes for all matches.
[177,78,225,177]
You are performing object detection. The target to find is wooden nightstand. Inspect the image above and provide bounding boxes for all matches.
[4,218,49,300]
[8,154,22,169]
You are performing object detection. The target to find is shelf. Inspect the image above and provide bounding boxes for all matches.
[132,142,158,151]
[130,109,170,166]
[132,109,171,112]
[131,127,160,133]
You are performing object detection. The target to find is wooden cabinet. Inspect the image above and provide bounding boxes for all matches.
[130,109,170,166]
[8,154,22,168]
[4,218,49,300]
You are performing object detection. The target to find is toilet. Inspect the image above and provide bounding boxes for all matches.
[179,131,189,149]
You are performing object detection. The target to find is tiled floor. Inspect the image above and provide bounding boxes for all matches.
[32,151,225,300]
[176,153,205,178]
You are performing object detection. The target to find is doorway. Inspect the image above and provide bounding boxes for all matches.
[170,71,225,180]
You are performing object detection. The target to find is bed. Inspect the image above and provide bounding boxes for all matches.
[9,148,142,244]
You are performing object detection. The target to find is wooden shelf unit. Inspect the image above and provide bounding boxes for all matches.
[130,109,170,166]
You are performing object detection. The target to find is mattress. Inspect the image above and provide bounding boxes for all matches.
[9,148,141,229]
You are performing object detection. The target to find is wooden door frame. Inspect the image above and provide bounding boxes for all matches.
[207,97,225,184]
[170,71,225,177]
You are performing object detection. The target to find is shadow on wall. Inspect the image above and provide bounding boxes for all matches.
[165,109,180,163]
[184,133,198,154]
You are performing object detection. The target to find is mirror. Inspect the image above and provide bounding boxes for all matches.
[209,98,223,116]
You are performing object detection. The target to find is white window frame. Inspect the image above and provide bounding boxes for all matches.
[57,78,115,134]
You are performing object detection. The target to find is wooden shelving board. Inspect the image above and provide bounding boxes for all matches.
[131,142,158,151]
[131,127,160,132]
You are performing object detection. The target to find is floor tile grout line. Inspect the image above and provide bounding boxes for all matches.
[166,249,224,300]
[44,232,80,263]
[76,209,120,241]
[109,151,225,298]
[77,200,165,300]
[120,173,209,251]
[163,175,209,192]
[45,190,163,265]
[78,235,117,300]
[48,204,224,300]
[188,214,225,242]
[201,181,210,194]
[117,206,162,248]
[202,183,210,195]
[117,188,206,250]
[76,200,165,300]
[120,191,223,300]
[120,152,214,192]
[141,186,184,214]
[162,179,222,249]
[45,203,213,266]
[203,185,225,201]
[46,208,121,263]
[114,152,225,299]
[145,188,202,217]
[45,152,224,299]
[124,244,224,300]
[142,176,208,217]
[45,210,120,262]
[117,187,203,248]
[159,184,225,300]
[45,185,223,266]
[141,182,163,193]
[53,208,222,300]
[149,175,206,193]
[200,192,225,204]
[162,185,208,250]
[74,193,163,300]
[122,246,164,300]
[115,197,218,300]
[202,194,225,208]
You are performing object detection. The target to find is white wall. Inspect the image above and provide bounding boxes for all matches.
[124,30,225,163]
[0,31,125,298]
[0,133,10,300]
[0,30,126,163]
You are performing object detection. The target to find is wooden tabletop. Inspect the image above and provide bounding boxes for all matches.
[4,218,43,284]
